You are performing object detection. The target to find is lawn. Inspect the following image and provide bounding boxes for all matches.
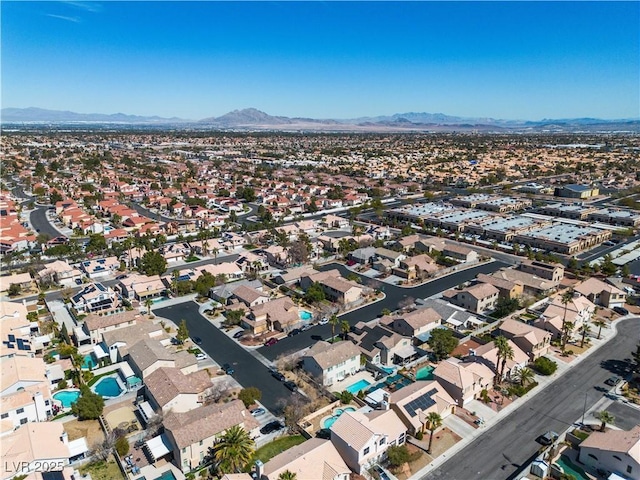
[79,457,124,480]
[251,435,305,465]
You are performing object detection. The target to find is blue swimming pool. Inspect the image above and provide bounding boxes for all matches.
[93,376,123,398]
[53,390,80,408]
[346,379,371,394]
[555,456,590,480]
[416,365,435,381]
[299,310,313,321]
[82,354,97,370]
[322,406,357,429]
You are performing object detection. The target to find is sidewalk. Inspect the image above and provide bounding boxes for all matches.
[409,315,630,479]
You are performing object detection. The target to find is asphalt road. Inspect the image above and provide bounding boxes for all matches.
[30,206,62,239]
[154,301,300,414]
[424,316,640,480]
[604,401,640,431]
[129,202,192,225]
[259,261,508,361]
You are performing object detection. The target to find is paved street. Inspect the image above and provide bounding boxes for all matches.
[260,261,508,360]
[30,206,63,238]
[424,317,640,480]
[154,301,299,415]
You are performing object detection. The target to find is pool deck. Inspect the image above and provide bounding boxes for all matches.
[331,370,376,394]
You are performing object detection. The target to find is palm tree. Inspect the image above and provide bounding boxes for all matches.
[340,320,351,340]
[560,289,575,352]
[171,269,180,295]
[144,297,153,318]
[329,314,339,340]
[596,410,615,432]
[212,425,255,473]
[593,318,607,340]
[579,324,591,348]
[493,336,511,385]
[514,366,535,387]
[561,321,575,353]
[278,471,297,480]
[425,412,442,454]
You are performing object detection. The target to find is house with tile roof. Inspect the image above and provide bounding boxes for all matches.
[534,294,596,339]
[144,367,213,414]
[330,408,407,475]
[433,357,494,407]
[127,338,197,379]
[468,338,529,381]
[574,277,627,309]
[443,283,500,314]
[578,425,640,479]
[390,380,456,435]
[498,318,552,360]
[162,399,259,473]
[83,309,143,345]
[302,341,362,386]
[70,282,119,314]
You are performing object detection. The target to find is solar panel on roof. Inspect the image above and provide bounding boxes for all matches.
[404,388,438,417]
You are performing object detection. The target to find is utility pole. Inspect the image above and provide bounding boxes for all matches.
[581,391,588,426]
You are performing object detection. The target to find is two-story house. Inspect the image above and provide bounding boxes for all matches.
[144,367,214,415]
[389,308,442,345]
[390,380,456,435]
[433,358,494,407]
[330,408,407,475]
[499,318,552,361]
[302,341,362,386]
[574,277,627,309]
[443,283,500,314]
[469,339,529,381]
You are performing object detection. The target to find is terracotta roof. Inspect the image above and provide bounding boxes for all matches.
[304,340,361,370]
[262,438,350,480]
[580,425,640,460]
[145,367,211,407]
[84,309,141,332]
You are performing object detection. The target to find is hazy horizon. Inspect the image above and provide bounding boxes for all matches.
[2,2,639,121]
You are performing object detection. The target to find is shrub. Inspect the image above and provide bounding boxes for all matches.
[387,445,411,467]
[339,391,354,404]
[115,436,129,457]
[57,379,68,390]
[415,430,424,440]
[533,357,557,376]
[507,381,538,398]
[71,387,104,420]
[238,387,262,408]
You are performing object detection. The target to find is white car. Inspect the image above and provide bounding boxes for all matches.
[318,317,329,325]
[196,353,207,361]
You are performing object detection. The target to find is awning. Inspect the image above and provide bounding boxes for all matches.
[138,401,157,424]
[145,434,171,462]
[68,437,89,458]
[119,361,135,379]
[446,318,463,327]
[394,345,416,359]
[467,317,484,326]
[74,327,90,341]
[365,388,386,406]
[93,344,109,359]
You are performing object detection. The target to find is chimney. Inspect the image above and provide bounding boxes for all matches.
[61,431,68,445]
[382,392,390,411]
[254,460,264,479]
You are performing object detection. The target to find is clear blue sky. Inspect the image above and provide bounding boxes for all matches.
[2,1,639,120]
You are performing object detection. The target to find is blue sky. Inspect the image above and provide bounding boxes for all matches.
[2,1,639,120]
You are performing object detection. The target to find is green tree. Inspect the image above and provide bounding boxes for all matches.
[514,366,535,387]
[238,387,262,408]
[426,412,443,454]
[138,251,167,276]
[387,444,411,468]
[144,297,153,317]
[329,314,340,340]
[560,289,575,352]
[7,283,21,297]
[86,234,108,255]
[278,471,297,480]
[593,318,607,340]
[492,296,521,319]
[596,410,615,432]
[579,324,591,348]
[340,319,351,340]
[304,282,325,304]
[71,387,104,420]
[176,319,189,344]
[533,356,557,375]
[494,336,514,384]
[211,425,255,473]
[427,328,458,361]
[49,190,63,205]
[115,435,129,457]
[224,309,245,327]
[631,343,640,374]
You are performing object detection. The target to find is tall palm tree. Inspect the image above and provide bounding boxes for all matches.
[561,321,575,353]
[596,410,615,432]
[212,425,255,473]
[514,366,535,387]
[340,320,351,341]
[425,412,442,454]
[278,471,297,480]
[144,297,153,318]
[579,324,591,348]
[493,336,510,385]
[171,269,180,295]
[593,318,607,340]
[329,314,339,340]
[560,289,575,352]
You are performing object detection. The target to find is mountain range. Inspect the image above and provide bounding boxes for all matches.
[2,107,638,133]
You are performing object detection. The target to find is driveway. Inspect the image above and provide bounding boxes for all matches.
[154,301,301,414]
[423,317,640,480]
[260,261,508,361]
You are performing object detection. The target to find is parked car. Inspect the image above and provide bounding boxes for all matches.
[233,330,245,339]
[196,353,207,361]
[192,337,202,345]
[288,328,302,337]
[250,408,266,417]
[222,363,235,375]
[260,421,284,435]
[373,465,391,480]
[613,306,629,316]
[264,338,279,347]
[284,381,298,392]
[116,274,128,280]
[270,369,286,382]
[537,431,559,446]
[346,259,357,266]
[605,376,622,387]
[318,317,329,325]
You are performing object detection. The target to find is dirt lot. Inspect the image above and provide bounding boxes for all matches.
[63,418,104,446]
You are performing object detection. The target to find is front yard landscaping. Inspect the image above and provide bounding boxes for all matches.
[248,435,306,468]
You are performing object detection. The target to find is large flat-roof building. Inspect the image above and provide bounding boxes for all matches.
[554,184,599,199]
[514,223,611,255]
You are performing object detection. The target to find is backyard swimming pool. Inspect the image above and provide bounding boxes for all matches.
[53,389,80,408]
[322,407,357,429]
[416,365,435,381]
[555,456,590,480]
[299,310,313,321]
[82,354,97,370]
[346,379,371,394]
[93,376,124,398]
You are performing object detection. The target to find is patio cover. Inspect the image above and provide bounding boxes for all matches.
[445,318,463,327]
[119,361,135,379]
[394,345,416,359]
[74,326,90,341]
[365,388,386,406]
[145,433,171,462]
[93,344,109,359]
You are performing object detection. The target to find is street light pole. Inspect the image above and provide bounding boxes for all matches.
[581,391,588,426]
